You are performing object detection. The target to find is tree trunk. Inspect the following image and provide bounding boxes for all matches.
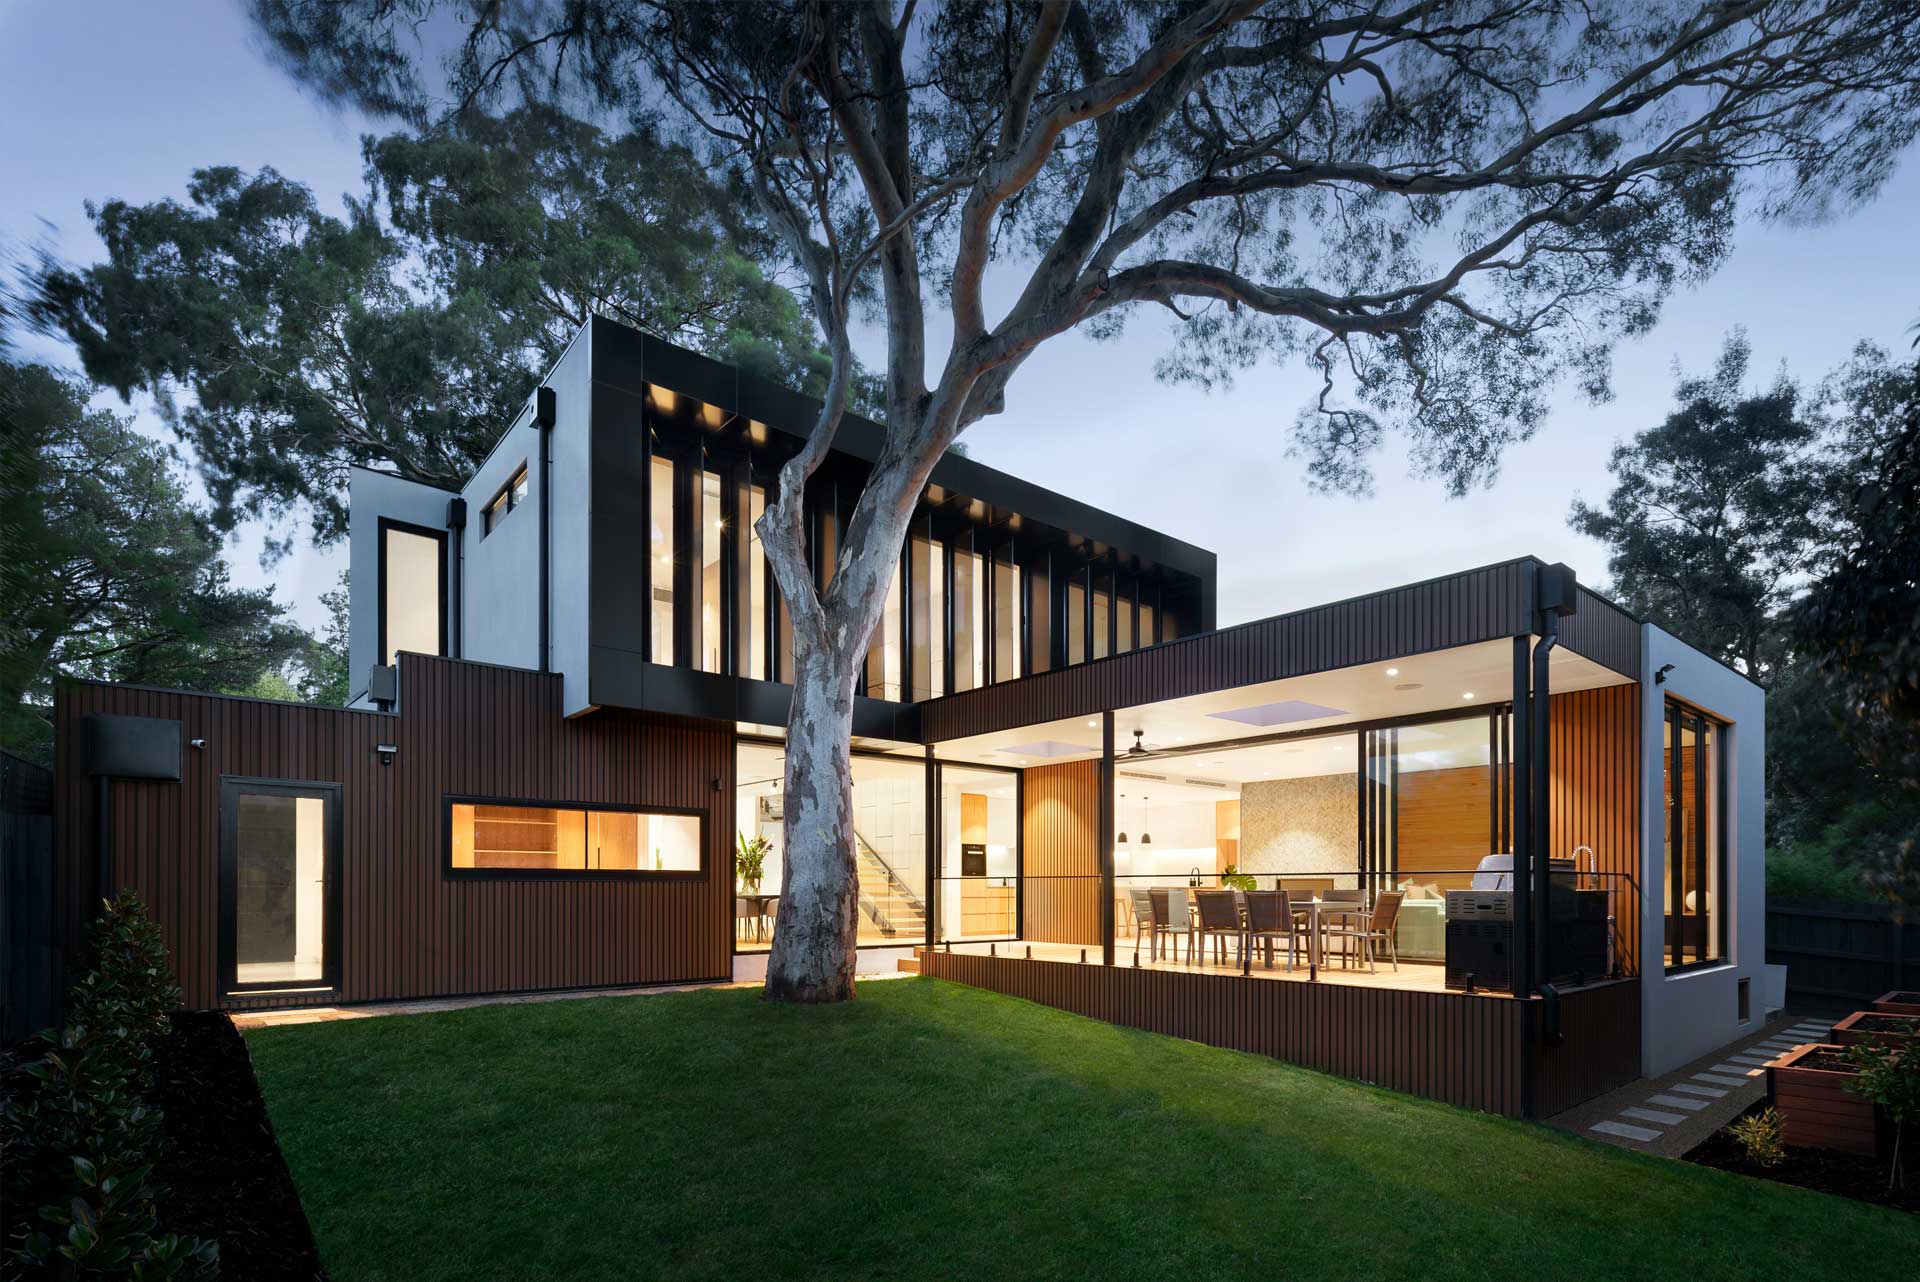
[762,639,862,1002]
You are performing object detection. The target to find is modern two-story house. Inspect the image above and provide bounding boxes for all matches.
[54,316,1764,1119]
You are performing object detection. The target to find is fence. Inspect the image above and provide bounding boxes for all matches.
[1766,899,1918,1005]
[2,750,58,1044]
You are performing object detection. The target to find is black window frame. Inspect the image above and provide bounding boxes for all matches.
[1663,698,1730,973]
[376,515,449,667]
[218,776,344,996]
[480,462,530,538]
[443,793,709,882]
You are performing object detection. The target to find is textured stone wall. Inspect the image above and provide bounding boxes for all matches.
[1239,773,1358,887]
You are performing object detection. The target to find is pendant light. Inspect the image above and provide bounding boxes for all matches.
[1141,795,1152,845]
[1116,792,1128,845]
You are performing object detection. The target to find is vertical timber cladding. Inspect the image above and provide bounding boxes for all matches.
[53,654,733,1009]
[1547,684,1642,975]
[1021,760,1102,946]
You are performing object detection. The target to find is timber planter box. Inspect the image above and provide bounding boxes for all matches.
[1829,1009,1920,1049]
[1766,1044,1878,1157]
[1870,990,1920,1017]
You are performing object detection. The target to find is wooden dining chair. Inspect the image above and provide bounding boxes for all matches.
[1244,890,1296,971]
[1328,891,1404,973]
[1194,890,1242,966]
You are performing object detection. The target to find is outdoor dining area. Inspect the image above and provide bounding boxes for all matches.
[1124,884,1404,979]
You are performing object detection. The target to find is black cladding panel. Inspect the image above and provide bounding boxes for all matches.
[84,714,181,780]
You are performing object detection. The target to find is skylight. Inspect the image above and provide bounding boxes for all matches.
[1206,699,1346,727]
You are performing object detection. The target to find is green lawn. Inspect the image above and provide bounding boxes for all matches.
[247,977,1914,1281]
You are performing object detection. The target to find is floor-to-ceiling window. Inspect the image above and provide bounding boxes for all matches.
[937,765,1018,942]
[733,742,929,951]
[700,469,724,673]
[1664,700,1725,970]
[649,455,675,664]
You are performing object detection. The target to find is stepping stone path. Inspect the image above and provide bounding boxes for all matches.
[1584,1020,1831,1146]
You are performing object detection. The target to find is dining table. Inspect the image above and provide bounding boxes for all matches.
[1182,888,1370,980]
[735,891,780,942]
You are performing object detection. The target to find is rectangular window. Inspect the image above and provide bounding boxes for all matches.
[1026,555,1051,674]
[952,546,980,692]
[865,558,903,701]
[909,534,940,699]
[700,469,724,674]
[378,518,445,666]
[449,799,702,876]
[1139,601,1157,649]
[1664,701,1726,970]
[1066,577,1086,666]
[1092,584,1111,660]
[481,463,529,537]
[221,779,339,992]
[747,483,768,681]
[649,456,675,664]
[1116,579,1134,654]
[992,553,1019,683]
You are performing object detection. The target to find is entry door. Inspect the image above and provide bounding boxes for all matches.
[219,778,341,994]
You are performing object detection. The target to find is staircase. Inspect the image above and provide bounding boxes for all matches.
[853,829,926,942]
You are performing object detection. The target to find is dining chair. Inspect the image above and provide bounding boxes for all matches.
[1243,890,1296,971]
[1150,888,1197,964]
[1128,887,1156,961]
[1194,890,1242,966]
[735,896,761,942]
[1323,888,1365,966]
[1327,891,1404,973]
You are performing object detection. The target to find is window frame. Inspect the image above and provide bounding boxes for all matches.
[443,793,709,882]
[480,462,530,538]
[218,776,344,996]
[376,516,448,667]
[1663,698,1730,974]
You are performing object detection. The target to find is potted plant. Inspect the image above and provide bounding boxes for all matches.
[1845,1039,1919,1191]
[1767,1043,1877,1156]
[1872,991,1920,1017]
[1831,1009,1920,1049]
[736,833,771,893]
[1220,864,1258,893]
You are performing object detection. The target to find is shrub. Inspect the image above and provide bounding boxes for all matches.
[1845,1040,1920,1192]
[1728,1107,1787,1169]
[0,892,219,1279]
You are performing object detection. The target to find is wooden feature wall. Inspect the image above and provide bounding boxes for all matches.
[54,654,734,1009]
[1021,760,1101,946]
[1397,766,1493,878]
[1547,685,1642,975]
[1213,799,1240,873]
[921,951,1640,1119]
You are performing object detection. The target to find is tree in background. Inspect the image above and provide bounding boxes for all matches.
[1570,333,1841,686]
[1573,333,1918,901]
[1794,334,1920,903]
[298,571,352,706]
[30,105,861,546]
[251,0,1920,999]
[0,360,311,764]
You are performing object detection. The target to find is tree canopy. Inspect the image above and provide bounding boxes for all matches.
[0,358,312,764]
[31,104,858,545]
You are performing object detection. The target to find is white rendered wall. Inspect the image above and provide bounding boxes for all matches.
[346,467,456,706]
[1638,624,1767,1077]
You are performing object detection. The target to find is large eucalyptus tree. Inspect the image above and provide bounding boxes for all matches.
[251,0,1920,1000]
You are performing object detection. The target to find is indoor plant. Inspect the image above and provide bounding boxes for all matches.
[1220,864,1258,893]
[736,833,771,894]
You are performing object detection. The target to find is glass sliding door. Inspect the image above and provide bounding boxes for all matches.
[220,779,340,992]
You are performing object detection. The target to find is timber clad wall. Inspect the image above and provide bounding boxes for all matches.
[55,654,733,1009]
[1021,760,1101,945]
[920,558,1643,743]
[921,952,1639,1118]
[1547,685,1642,975]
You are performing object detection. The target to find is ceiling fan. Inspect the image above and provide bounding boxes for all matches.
[1125,728,1167,758]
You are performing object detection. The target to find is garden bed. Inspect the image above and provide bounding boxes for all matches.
[153,1011,328,1281]
[1687,1102,1917,1214]
[1872,991,1920,1017]
[1831,1010,1920,1049]
[1768,1043,1880,1156]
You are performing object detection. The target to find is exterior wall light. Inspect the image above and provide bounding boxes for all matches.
[376,743,399,766]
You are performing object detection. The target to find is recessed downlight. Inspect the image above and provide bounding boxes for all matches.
[1461,691,1476,700]
[1385,667,1400,677]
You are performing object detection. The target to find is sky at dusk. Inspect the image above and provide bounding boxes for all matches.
[6,1,1917,636]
